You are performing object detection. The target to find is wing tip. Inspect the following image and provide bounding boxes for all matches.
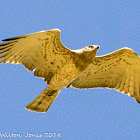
[2,36,26,42]
[2,29,61,42]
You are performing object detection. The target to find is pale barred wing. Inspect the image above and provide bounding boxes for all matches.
[0,29,72,84]
[71,48,140,103]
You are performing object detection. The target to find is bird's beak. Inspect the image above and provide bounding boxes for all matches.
[95,45,100,49]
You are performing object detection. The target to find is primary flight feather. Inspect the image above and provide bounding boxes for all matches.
[0,29,140,112]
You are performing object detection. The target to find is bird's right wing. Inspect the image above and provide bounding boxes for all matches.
[0,29,73,84]
[71,48,140,103]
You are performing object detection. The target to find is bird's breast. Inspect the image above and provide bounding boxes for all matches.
[48,61,81,89]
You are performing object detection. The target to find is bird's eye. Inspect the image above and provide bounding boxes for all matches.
[88,46,94,48]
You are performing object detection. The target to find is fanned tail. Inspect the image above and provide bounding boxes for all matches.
[25,88,60,113]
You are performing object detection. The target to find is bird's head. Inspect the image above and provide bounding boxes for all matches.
[72,45,100,70]
[82,45,100,61]
[84,45,100,51]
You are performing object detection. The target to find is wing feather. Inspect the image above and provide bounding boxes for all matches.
[71,48,140,103]
[0,29,72,84]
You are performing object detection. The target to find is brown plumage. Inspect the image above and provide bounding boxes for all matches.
[0,29,140,112]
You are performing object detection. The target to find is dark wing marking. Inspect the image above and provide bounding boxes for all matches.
[0,29,72,84]
[71,48,140,103]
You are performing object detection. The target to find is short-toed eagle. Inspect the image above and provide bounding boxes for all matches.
[0,29,140,112]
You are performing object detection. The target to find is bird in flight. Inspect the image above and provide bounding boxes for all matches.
[0,29,140,113]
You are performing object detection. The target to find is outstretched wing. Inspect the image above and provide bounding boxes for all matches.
[71,48,140,103]
[0,29,72,84]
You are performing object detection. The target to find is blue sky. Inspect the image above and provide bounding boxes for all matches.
[0,0,139,140]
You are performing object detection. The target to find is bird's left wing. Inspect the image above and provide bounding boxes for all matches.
[0,29,72,84]
[71,48,140,103]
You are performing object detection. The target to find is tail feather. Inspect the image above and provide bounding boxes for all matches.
[25,88,60,112]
